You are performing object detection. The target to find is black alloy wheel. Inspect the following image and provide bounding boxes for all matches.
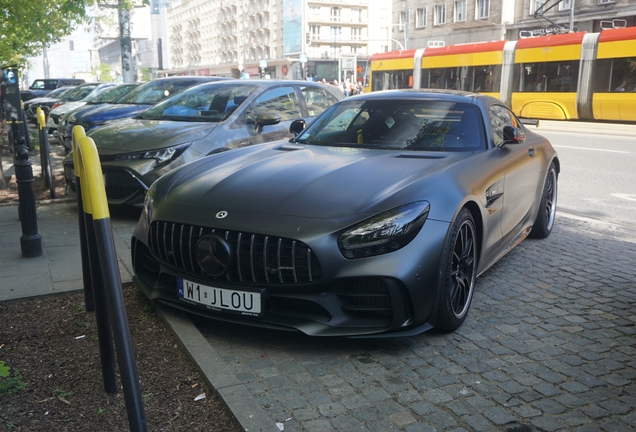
[435,208,477,332]
[529,163,557,239]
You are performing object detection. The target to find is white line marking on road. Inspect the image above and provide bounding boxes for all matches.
[611,193,636,202]
[552,145,630,154]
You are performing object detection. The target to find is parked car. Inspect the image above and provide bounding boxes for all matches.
[45,83,118,138]
[23,86,77,125]
[64,79,344,207]
[130,90,559,337]
[20,78,85,101]
[28,82,106,133]
[64,76,230,139]
[51,83,140,150]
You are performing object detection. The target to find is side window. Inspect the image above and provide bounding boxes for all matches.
[301,86,339,116]
[489,105,520,146]
[253,86,301,121]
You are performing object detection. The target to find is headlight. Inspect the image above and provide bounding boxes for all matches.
[338,201,430,259]
[143,181,156,223]
[114,143,190,166]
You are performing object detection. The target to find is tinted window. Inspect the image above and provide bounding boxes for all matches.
[142,83,257,122]
[301,86,340,116]
[593,58,636,92]
[87,84,139,104]
[298,99,486,151]
[514,61,579,92]
[253,86,301,121]
[117,79,205,105]
[489,105,520,146]
[421,65,502,92]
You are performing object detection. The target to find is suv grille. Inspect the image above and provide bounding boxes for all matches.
[149,221,323,286]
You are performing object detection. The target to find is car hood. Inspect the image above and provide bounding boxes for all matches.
[50,101,86,116]
[89,118,218,153]
[75,103,150,123]
[161,143,463,220]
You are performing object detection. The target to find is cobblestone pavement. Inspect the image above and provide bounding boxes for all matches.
[194,213,636,432]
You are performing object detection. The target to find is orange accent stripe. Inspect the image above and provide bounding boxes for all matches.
[424,40,507,57]
[516,31,585,49]
[598,26,636,43]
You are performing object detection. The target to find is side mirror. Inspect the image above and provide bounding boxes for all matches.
[255,111,281,127]
[289,119,306,136]
[501,125,526,146]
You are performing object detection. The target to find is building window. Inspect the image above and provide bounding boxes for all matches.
[455,1,466,22]
[331,26,342,38]
[331,7,340,22]
[416,8,427,28]
[476,0,489,18]
[310,24,320,40]
[598,0,615,4]
[399,11,408,31]
[309,5,320,16]
[530,0,546,14]
[351,27,361,40]
[434,4,446,26]
[558,0,572,10]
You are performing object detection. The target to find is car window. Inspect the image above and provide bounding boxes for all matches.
[118,79,206,105]
[489,105,521,146]
[142,83,257,122]
[301,86,340,117]
[31,80,58,90]
[298,99,486,151]
[252,86,301,121]
[63,84,100,101]
[87,84,138,104]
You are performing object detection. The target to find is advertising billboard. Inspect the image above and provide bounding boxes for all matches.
[283,0,302,55]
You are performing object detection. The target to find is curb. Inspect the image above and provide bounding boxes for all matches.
[155,303,280,432]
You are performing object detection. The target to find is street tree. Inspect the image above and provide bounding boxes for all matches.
[0,1,94,68]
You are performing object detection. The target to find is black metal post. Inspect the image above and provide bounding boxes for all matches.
[14,144,43,257]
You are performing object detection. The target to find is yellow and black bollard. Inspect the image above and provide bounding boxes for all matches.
[73,127,147,431]
[36,107,55,199]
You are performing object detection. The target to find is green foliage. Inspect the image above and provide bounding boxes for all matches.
[0,0,95,66]
[0,361,10,377]
[57,389,71,398]
[94,63,113,82]
[0,368,25,396]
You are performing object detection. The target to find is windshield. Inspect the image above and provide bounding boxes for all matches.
[61,84,100,102]
[297,99,486,151]
[116,79,206,105]
[85,84,139,104]
[44,87,72,98]
[140,83,257,122]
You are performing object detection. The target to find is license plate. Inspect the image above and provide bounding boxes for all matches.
[178,278,262,316]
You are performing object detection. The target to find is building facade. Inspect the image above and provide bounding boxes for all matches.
[391,0,636,50]
[164,0,391,83]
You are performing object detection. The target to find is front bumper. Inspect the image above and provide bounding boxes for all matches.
[131,213,450,337]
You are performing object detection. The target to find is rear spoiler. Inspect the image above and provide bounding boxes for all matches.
[520,118,540,127]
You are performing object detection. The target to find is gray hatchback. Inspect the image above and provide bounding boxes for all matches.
[64,79,344,207]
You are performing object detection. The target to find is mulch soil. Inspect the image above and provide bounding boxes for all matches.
[0,286,239,431]
[0,138,240,431]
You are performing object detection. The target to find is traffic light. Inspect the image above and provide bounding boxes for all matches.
[306,32,311,45]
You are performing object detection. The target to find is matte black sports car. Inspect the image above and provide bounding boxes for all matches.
[131,90,559,337]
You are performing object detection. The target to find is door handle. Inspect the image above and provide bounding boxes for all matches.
[528,147,536,157]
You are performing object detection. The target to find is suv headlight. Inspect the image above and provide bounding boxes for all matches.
[114,143,190,166]
[338,201,430,259]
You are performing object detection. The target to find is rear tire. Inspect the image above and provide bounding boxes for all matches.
[435,208,477,332]
[529,163,557,239]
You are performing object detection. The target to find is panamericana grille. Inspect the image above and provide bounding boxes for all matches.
[149,221,323,286]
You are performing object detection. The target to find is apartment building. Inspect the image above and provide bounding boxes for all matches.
[391,0,636,50]
[165,0,391,82]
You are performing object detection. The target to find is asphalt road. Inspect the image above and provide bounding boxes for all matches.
[534,121,636,229]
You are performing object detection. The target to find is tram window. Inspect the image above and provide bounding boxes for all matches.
[371,70,413,91]
[593,58,636,92]
[514,61,579,92]
[421,65,501,92]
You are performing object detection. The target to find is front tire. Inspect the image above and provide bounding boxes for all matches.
[435,208,477,332]
[529,163,558,239]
